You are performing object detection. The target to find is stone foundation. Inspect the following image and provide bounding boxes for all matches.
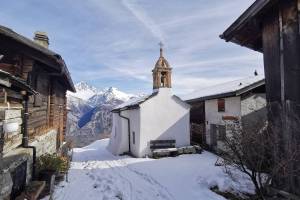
[0,129,58,199]
[0,148,32,200]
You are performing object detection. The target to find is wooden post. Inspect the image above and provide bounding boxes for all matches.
[262,0,300,193]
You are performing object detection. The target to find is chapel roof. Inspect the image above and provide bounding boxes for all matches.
[111,92,158,112]
[111,91,190,112]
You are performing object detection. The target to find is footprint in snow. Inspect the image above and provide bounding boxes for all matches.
[106,179,113,184]
[96,177,102,182]
[89,174,96,180]
[103,184,112,193]
[115,191,123,200]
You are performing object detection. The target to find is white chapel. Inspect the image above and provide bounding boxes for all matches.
[107,45,190,157]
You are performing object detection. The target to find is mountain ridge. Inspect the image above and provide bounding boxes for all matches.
[66,82,141,147]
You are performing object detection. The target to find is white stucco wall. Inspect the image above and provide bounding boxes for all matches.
[108,109,141,156]
[108,112,129,155]
[125,109,140,157]
[138,88,190,157]
[205,96,241,146]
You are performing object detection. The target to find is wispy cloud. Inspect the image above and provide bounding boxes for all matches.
[121,0,165,42]
[0,0,260,94]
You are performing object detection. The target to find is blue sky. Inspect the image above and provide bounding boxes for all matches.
[0,0,263,95]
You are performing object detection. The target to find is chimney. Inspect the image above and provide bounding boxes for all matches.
[33,31,49,48]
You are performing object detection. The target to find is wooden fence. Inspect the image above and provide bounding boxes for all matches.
[190,123,205,145]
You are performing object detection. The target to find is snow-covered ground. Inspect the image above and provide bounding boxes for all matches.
[51,139,254,200]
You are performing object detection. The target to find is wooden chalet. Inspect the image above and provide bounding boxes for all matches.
[221,0,300,195]
[0,25,75,199]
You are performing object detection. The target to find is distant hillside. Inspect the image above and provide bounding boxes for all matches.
[66,82,141,147]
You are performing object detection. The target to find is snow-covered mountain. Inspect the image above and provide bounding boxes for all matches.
[88,87,135,107]
[68,81,99,101]
[66,82,139,147]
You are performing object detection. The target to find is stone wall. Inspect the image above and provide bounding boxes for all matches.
[0,148,32,200]
[29,129,57,157]
[241,93,267,134]
[0,129,58,199]
[0,117,57,199]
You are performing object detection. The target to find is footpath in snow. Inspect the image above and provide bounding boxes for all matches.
[52,139,254,200]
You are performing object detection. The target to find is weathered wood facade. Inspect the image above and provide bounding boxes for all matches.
[221,0,300,195]
[0,70,37,157]
[0,26,75,148]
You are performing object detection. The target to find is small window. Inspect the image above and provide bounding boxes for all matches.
[218,125,226,141]
[34,94,43,107]
[132,131,135,144]
[217,99,225,112]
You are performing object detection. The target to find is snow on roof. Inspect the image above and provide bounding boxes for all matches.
[183,75,265,102]
[111,92,158,112]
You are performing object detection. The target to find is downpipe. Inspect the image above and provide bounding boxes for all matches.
[0,122,4,159]
[22,93,37,180]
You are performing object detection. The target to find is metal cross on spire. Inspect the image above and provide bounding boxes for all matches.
[159,41,164,57]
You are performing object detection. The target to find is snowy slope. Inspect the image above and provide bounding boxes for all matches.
[51,139,255,200]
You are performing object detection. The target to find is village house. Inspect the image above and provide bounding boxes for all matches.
[220,0,300,195]
[184,75,266,151]
[108,45,190,158]
[0,25,75,199]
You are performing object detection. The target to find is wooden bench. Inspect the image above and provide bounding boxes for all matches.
[150,140,176,149]
[150,140,178,158]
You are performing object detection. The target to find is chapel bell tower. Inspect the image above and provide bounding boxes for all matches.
[152,42,172,90]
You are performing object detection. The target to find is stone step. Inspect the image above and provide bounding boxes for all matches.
[15,181,46,200]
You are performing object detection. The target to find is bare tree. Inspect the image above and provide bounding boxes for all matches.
[220,112,300,199]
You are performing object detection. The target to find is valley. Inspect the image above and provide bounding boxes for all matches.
[66,82,140,147]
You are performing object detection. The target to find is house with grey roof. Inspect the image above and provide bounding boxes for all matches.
[183,75,267,151]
